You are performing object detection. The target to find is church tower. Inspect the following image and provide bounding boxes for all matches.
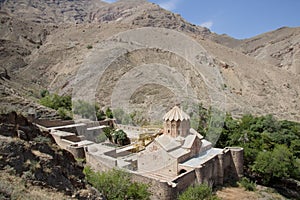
[163,106,190,138]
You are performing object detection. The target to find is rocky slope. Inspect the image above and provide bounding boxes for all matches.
[0,0,106,24]
[0,112,102,199]
[0,0,299,122]
[236,27,300,75]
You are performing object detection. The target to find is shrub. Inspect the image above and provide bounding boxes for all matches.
[40,93,72,111]
[33,136,51,144]
[178,184,220,200]
[87,45,93,49]
[73,100,105,121]
[105,107,113,119]
[83,166,151,200]
[40,89,49,98]
[238,177,256,191]
[57,107,72,120]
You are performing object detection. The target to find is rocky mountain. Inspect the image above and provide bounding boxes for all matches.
[236,27,300,74]
[0,0,106,23]
[0,0,299,122]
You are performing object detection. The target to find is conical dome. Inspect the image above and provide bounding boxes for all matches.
[163,106,190,121]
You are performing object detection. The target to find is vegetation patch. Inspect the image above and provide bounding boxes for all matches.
[83,166,151,200]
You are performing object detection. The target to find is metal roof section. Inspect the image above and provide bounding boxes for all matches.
[181,148,223,167]
[163,106,190,121]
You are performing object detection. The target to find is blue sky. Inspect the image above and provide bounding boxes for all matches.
[102,0,300,39]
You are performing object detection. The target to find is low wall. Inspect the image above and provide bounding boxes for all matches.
[172,170,196,193]
[66,145,85,159]
[86,152,117,171]
[131,173,177,200]
[34,119,75,128]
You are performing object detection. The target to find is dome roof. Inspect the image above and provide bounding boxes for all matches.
[163,106,190,121]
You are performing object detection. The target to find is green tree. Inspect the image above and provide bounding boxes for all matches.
[113,129,130,146]
[83,166,150,200]
[178,184,219,200]
[105,107,114,119]
[252,144,294,184]
[102,127,114,142]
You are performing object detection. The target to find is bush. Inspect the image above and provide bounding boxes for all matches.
[40,93,72,111]
[105,107,113,119]
[57,107,72,120]
[73,100,106,121]
[33,136,51,144]
[40,89,49,98]
[238,177,256,191]
[83,166,150,200]
[178,184,220,200]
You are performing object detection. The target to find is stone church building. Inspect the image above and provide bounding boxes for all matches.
[82,105,244,199]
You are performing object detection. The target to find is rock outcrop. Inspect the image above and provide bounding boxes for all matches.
[0,112,101,199]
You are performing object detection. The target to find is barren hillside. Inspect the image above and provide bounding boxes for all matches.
[0,0,299,122]
[236,27,300,75]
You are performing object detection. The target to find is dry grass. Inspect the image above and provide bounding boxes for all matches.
[216,186,286,200]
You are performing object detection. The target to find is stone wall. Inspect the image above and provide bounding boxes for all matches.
[33,119,75,128]
[138,140,178,176]
[131,173,177,200]
[172,169,196,193]
[83,147,243,200]
[228,147,244,178]
[194,155,220,186]
[85,152,117,172]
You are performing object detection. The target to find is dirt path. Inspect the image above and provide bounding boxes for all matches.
[216,186,286,200]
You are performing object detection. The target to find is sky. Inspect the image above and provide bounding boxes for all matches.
[102,0,300,39]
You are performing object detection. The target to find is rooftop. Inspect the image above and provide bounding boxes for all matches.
[163,106,190,121]
[180,148,223,167]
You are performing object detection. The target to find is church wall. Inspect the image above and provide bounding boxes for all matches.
[138,141,178,176]
[131,173,177,200]
[196,155,220,185]
[172,169,197,193]
[228,147,244,178]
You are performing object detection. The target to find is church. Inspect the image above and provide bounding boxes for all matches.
[83,105,244,199]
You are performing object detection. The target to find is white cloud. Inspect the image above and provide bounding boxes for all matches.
[200,21,213,29]
[159,0,180,11]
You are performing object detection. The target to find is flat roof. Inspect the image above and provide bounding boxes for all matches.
[76,140,94,147]
[51,130,75,137]
[48,123,86,130]
[87,125,107,131]
[87,143,115,155]
[181,148,223,167]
